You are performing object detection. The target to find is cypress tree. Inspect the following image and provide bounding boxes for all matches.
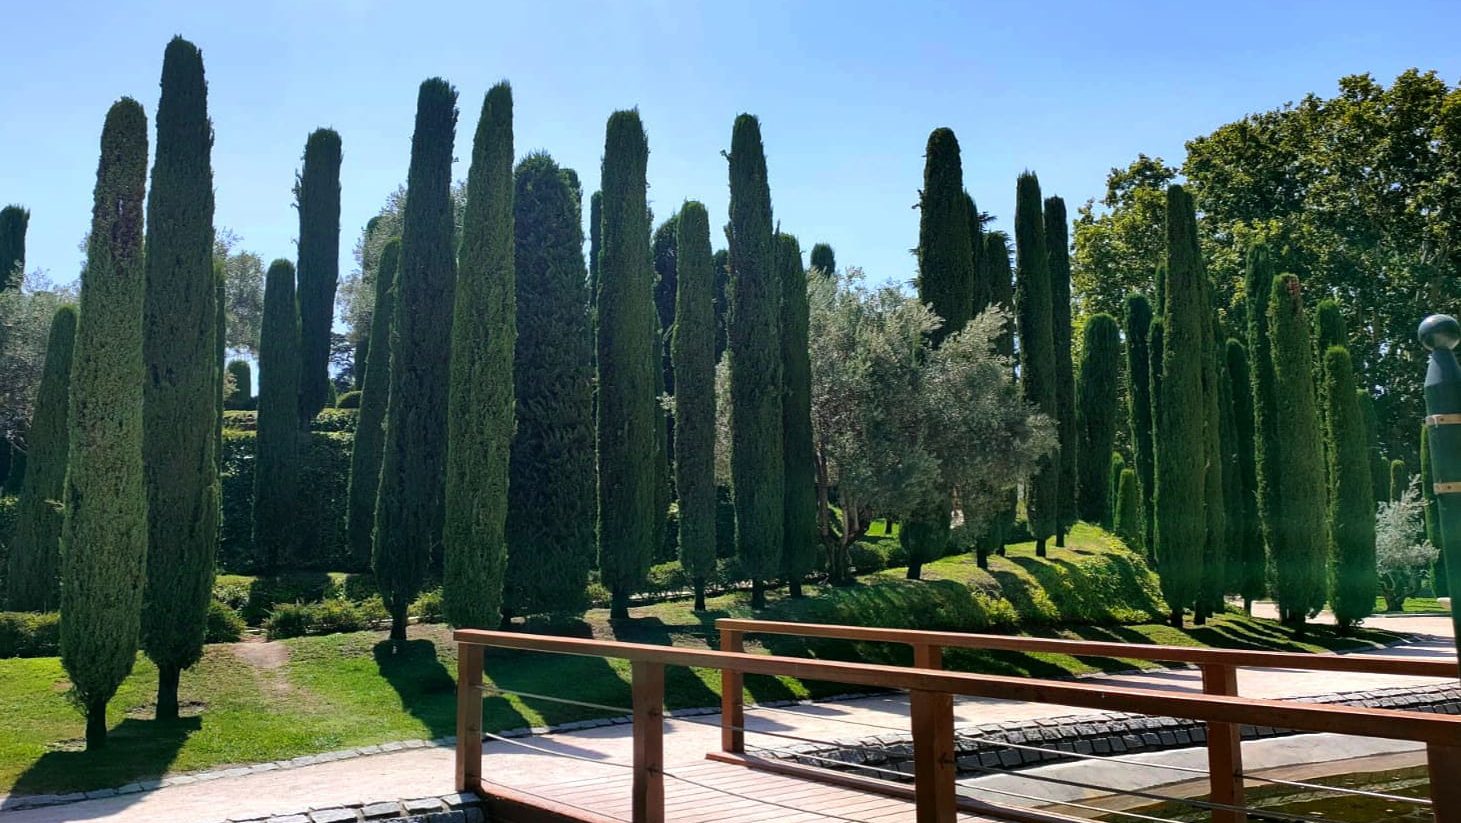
[1114,468,1141,550]
[713,248,731,362]
[810,243,835,278]
[779,233,816,594]
[1227,339,1265,610]
[1212,326,1242,614]
[1046,195,1077,545]
[916,128,973,346]
[674,202,717,611]
[1245,244,1282,580]
[1268,273,1329,627]
[225,359,252,407]
[375,79,458,639]
[727,114,784,607]
[1314,299,1347,360]
[1076,313,1120,525]
[1389,459,1408,502]
[975,231,1017,565]
[652,213,679,395]
[1147,313,1165,556]
[1124,293,1156,555]
[1106,452,1126,530]
[597,110,657,619]
[61,98,149,749]
[6,305,76,611]
[1323,345,1376,630]
[1196,252,1227,623]
[1422,425,1447,595]
[295,128,343,426]
[1154,185,1207,627]
[345,239,397,568]
[1014,172,1057,555]
[254,260,300,571]
[589,191,602,302]
[0,205,28,290]
[505,153,594,617]
[444,83,514,628]
[140,37,220,721]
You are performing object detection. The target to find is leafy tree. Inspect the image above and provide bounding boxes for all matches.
[215,230,265,355]
[61,98,149,749]
[1226,338,1265,609]
[596,110,657,619]
[1014,172,1058,555]
[0,205,28,291]
[1323,345,1376,630]
[1071,155,1176,317]
[1375,480,1437,612]
[1047,196,1078,545]
[674,202,717,611]
[727,114,783,607]
[778,233,817,593]
[254,260,300,570]
[1076,313,1120,524]
[1114,467,1141,549]
[810,243,835,277]
[295,129,342,426]
[140,37,220,721]
[505,153,595,617]
[1124,293,1155,553]
[345,240,397,568]
[375,79,458,640]
[1421,424,1446,596]
[6,305,75,610]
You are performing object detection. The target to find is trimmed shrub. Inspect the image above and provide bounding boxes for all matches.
[335,390,361,409]
[225,359,252,408]
[205,601,245,643]
[411,588,444,623]
[0,611,60,658]
[295,128,343,426]
[810,243,835,277]
[1114,468,1142,550]
[255,259,301,570]
[220,428,352,573]
[0,204,28,291]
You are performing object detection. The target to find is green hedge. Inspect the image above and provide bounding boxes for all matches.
[222,408,357,433]
[0,495,15,597]
[0,611,60,658]
[221,430,353,573]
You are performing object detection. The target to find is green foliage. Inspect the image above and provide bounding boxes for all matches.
[444,83,514,629]
[334,390,360,409]
[976,231,1018,557]
[779,234,817,586]
[916,128,974,346]
[1389,458,1408,503]
[1114,468,1141,549]
[673,203,718,595]
[727,114,784,594]
[375,79,458,637]
[61,97,150,745]
[1323,346,1376,628]
[1046,196,1078,538]
[1245,244,1283,575]
[1014,173,1058,545]
[255,260,301,571]
[652,212,679,395]
[1106,452,1126,529]
[1226,339,1265,604]
[346,239,397,569]
[1076,313,1121,524]
[596,110,658,615]
[1197,256,1227,620]
[410,587,444,624]
[205,601,245,643]
[505,152,594,618]
[295,128,343,425]
[0,611,59,658]
[1359,391,1388,515]
[1421,425,1446,596]
[225,359,252,408]
[809,243,835,277]
[1313,298,1347,361]
[264,598,385,640]
[1071,155,1176,318]
[6,306,75,611]
[220,429,352,574]
[1123,293,1155,553]
[0,205,28,290]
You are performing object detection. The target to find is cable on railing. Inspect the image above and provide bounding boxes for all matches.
[742,743,913,781]
[482,685,635,715]
[658,769,868,823]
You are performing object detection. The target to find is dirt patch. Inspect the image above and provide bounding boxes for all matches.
[231,637,289,669]
[125,700,207,719]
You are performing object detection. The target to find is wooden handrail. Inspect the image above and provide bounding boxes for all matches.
[713,617,1459,678]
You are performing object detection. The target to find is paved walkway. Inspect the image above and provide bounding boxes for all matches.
[2,607,1454,823]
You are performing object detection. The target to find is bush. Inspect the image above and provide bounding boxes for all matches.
[335,391,362,409]
[239,572,336,625]
[308,598,368,635]
[0,611,60,658]
[309,408,357,433]
[263,596,387,640]
[212,578,250,611]
[341,573,377,602]
[205,601,246,643]
[847,540,908,574]
[264,602,313,640]
[221,429,354,573]
[410,588,444,623]
[0,495,17,595]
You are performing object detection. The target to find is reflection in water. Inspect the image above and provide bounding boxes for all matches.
[1102,766,1429,822]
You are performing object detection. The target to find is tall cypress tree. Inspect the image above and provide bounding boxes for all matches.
[345,240,397,567]
[652,214,679,396]
[1245,244,1282,579]
[61,98,148,749]
[1046,195,1077,545]
[1113,468,1141,550]
[779,233,816,594]
[444,84,514,628]
[674,202,717,611]
[809,243,835,278]
[713,248,731,362]
[589,191,603,302]
[6,305,76,610]
[1324,345,1376,630]
[295,128,343,426]
[375,79,458,639]
[1014,173,1057,555]
[504,153,594,617]
[1196,240,1227,623]
[1268,273,1329,627]
[1076,313,1120,524]
[1227,338,1265,610]
[0,205,28,290]
[974,231,1017,566]
[1124,293,1155,554]
[1106,452,1126,530]
[1211,326,1241,616]
[1422,424,1447,595]
[254,260,300,571]
[1313,299,1347,361]
[1154,185,1207,627]
[727,114,784,607]
[1147,314,1165,558]
[141,37,219,721]
[597,110,657,619]
[1389,459,1408,502]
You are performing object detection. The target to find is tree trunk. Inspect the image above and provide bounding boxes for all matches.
[1169,607,1183,629]
[906,562,922,580]
[610,587,630,620]
[1242,596,1253,615]
[750,579,766,609]
[788,580,804,599]
[155,664,181,722]
[1035,537,1047,558]
[85,696,108,749]
[390,605,408,641]
[975,547,989,570]
[1054,523,1066,548]
[693,579,706,612]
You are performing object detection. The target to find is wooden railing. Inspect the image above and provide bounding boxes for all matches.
[715,618,1459,823]
[454,626,1461,823]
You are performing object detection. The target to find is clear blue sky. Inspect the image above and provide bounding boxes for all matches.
[2,0,1459,292]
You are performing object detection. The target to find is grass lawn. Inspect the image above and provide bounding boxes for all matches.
[1374,596,1450,614]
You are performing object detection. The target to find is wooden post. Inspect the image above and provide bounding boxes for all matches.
[1430,744,1461,822]
[632,660,665,823]
[909,688,956,823]
[913,643,943,670]
[1201,663,1245,823]
[454,642,484,793]
[720,628,744,753]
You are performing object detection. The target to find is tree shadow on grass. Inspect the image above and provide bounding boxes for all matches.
[4,716,200,812]
[373,638,462,739]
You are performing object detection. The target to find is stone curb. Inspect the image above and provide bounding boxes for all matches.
[216,792,488,823]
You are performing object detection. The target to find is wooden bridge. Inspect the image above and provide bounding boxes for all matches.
[452,619,1461,822]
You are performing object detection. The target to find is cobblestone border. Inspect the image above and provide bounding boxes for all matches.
[220,791,487,823]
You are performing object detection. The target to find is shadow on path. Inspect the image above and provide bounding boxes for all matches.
[4,716,199,815]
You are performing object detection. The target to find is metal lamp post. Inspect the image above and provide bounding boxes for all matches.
[1418,314,1461,657]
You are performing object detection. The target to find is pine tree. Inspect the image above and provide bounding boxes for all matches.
[345,239,397,568]
[504,153,595,617]
[140,37,220,721]
[1014,173,1057,555]
[810,243,835,278]
[779,233,817,595]
[974,231,1017,566]
[225,359,252,407]
[295,128,343,426]
[1046,196,1077,545]
[1389,459,1408,502]
[1076,313,1120,525]
[1106,452,1126,530]
[254,260,300,571]
[1227,339,1265,610]
[0,205,28,290]
[61,98,149,749]
[727,114,784,607]
[1323,345,1376,630]
[674,202,717,611]
[1245,244,1282,580]
[6,306,76,610]
[1422,425,1447,595]
[596,110,657,619]
[1114,468,1141,550]
[1269,274,1329,627]
[443,84,514,629]
[1124,293,1156,555]
[375,79,458,640]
